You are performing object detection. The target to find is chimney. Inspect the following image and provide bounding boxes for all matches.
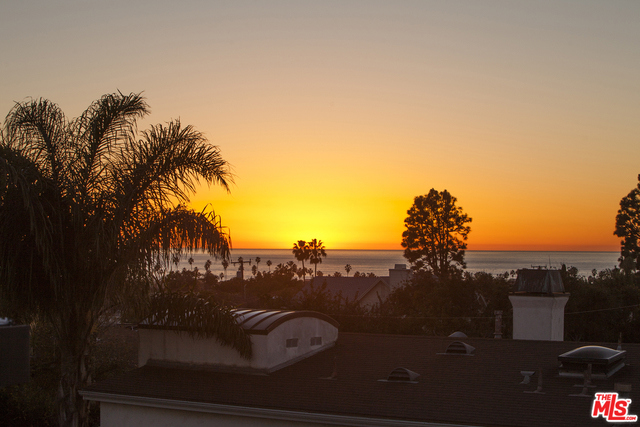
[389,264,411,291]
[509,269,569,341]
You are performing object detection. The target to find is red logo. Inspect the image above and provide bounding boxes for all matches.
[592,392,637,423]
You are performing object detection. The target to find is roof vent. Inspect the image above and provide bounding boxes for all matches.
[448,331,468,338]
[439,341,475,356]
[379,367,420,383]
[558,346,626,379]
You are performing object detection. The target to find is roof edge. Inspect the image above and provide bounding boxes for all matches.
[80,391,475,427]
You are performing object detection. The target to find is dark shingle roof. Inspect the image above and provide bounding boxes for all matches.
[303,276,389,302]
[84,333,638,426]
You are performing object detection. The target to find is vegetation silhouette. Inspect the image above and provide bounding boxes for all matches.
[344,264,352,276]
[309,238,327,277]
[0,92,239,427]
[292,240,311,282]
[402,189,472,279]
[615,174,640,275]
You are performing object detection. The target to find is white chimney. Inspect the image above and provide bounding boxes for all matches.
[509,269,569,341]
[389,264,411,291]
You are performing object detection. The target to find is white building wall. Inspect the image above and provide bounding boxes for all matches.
[509,294,569,341]
[138,317,338,371]
[101,402,337,427]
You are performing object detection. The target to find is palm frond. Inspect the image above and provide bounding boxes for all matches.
[145,290,252,359]
[73,91,149,197]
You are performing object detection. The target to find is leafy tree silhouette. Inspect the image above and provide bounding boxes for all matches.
[402,189,472,279]
[615,174,640,275]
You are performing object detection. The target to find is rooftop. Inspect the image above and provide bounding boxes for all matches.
[83,333,639,426]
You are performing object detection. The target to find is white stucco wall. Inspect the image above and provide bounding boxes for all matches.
[138,317,338,371]
[100,402,339,427]
[509,294,569,341]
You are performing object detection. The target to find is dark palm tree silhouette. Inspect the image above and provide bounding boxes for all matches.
[309,238,327,277]
[0,92,241,427]
[345,264,352,276]
[266,259,272,272]
[292,240,311,282]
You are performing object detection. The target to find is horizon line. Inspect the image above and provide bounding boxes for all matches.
[229,248,619,253]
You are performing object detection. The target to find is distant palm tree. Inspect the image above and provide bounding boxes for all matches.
[266,260,272,272]
[0,92,234,427]
[345,264,352,277]
[292,240,311,281]
[255,256,261,271]
[309,238,327,277]
[221,259,229,280]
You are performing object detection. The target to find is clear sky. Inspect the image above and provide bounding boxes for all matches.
[1,1,638,250]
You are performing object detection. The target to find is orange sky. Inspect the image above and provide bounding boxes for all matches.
[2,1,638,250]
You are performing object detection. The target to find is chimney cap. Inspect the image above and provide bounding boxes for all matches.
[513,269,564,294]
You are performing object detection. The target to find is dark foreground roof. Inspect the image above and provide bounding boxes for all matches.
[83,333,639,427]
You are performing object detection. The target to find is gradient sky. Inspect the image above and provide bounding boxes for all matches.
[1,1,638,250]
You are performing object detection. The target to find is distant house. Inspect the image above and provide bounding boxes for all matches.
[301,264,412,307]
[82,309,640,427]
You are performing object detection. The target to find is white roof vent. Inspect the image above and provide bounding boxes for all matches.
[379,367,420,383]
[448,331,468,338]
[439,341,475,356]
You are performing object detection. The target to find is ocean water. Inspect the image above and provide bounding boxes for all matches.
[168,249,620,279]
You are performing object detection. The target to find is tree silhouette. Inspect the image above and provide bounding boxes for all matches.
[292,240,311,282]
[255,256,261,271]
[0,92,235,427]
[266,259,272,272]
[309,238,327,277]
[345,264,352,277]
[402,189,472,278]
[615,174,640,274]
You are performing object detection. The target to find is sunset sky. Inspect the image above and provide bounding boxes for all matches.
[1,1,638,251]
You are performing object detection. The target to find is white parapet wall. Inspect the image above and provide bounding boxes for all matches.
[509,294,569,341]
[139,310,339,372]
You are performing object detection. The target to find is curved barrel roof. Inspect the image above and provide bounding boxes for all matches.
[231,309,340,335]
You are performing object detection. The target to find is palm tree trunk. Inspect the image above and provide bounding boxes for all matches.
[58,344,91,427]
